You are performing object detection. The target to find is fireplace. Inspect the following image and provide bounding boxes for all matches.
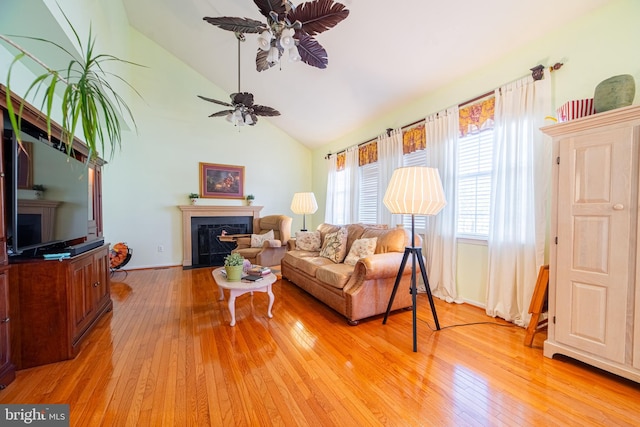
[179,205,263,268]
[192,216,252,267]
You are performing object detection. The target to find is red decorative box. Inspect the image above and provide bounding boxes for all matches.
[556,98,596,122]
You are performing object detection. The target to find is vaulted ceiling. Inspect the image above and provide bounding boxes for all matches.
[6,0,616,148]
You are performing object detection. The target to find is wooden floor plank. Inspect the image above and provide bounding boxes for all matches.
[2,266,639,426]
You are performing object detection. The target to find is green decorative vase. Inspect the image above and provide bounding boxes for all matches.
[594,74,636,113]
[225,265,243,282]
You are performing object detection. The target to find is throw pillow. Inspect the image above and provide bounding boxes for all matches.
[251,229,275,247]
[319,227,348,263]
[295,231,322,251]
[344,237,378,266]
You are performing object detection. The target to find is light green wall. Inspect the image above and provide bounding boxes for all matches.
[310,0,640,305]
[0,0,312,268]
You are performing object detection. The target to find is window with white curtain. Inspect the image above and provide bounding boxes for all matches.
[358,162,378,224]
[333,168,348,225]
[456,128,493,238]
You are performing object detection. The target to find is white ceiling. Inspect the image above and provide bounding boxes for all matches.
[121,0,612,148]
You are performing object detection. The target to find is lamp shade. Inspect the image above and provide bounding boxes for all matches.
[383,167,446,215]
[290,192,318,214]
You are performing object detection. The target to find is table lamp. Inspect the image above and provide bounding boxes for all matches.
[290,192,318,231]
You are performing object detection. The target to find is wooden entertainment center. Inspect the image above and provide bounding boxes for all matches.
[0,86,111,384]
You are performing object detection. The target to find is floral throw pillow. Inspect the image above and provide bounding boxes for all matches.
[251,229,275,247]
[319,227,348,263]
[344,237,378,266]
[295,231,321,251]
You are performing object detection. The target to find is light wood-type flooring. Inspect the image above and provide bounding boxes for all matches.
[1,266,639,426]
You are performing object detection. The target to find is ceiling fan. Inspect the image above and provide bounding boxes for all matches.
[203,0,349,71]
[198,33,280,126]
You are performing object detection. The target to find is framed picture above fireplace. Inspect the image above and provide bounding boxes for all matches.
[199,162,244,199]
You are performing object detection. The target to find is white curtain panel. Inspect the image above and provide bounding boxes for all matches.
[377,128,403,226]
[324,147,359,225]
[486,69,552,325]
[324,154,338,224]
[423,107,462,303]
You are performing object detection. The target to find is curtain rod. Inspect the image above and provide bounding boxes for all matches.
[325,62,564,159]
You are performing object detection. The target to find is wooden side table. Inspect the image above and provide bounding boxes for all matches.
[211,267,277,326]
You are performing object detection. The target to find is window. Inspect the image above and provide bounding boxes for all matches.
[456,129,493,238]
[358,162,378,224]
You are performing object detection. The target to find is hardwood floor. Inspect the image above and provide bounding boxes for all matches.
[1,266,639,426]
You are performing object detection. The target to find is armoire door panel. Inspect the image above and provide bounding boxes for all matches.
[572,216,609,273]
[555,127,633,364]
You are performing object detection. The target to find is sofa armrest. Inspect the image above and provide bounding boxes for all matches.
[256,245,286,267]
[262,239,282,248]
[353,252,415,280]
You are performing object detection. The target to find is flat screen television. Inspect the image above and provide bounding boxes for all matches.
[2,117,98,257]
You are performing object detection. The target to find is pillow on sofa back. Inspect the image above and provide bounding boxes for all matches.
[319,227,348,263]
[251,229,274,247]
[344,237,378,265]
[361,227,407,253]
[295,231,322,251]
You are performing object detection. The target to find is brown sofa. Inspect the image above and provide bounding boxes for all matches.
[281,223,416,325]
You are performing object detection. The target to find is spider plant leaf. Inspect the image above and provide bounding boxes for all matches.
[203,17,267,34]
[288,0,349,36]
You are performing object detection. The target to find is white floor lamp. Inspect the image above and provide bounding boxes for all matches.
[382,166,447,352]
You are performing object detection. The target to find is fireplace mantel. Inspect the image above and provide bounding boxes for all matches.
[179,205,263,267]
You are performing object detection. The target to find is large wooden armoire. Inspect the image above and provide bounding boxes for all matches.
[542,105,640,383]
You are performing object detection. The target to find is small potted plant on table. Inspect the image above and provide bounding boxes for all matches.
[188,193,199,205]
[246,194,255,206]
[224,252,245,282]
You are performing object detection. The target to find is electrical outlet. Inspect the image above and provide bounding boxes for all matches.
[157,245,164,253]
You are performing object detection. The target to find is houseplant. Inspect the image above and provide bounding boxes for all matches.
[224,252,245,282]
[32,184,46,199]
[188,193,199,205]
[1,6,140,160]
[246,194,255,205]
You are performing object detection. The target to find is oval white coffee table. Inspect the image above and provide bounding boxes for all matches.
[211,267,277,326]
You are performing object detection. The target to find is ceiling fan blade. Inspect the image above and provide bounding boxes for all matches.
[203,16,266,33]
[198,95,233,107]
[253,0,288,21]
[296,33,328,69]
[253,105,281,116]
[232,92,255,107]
[288,0,349,36]
[256,49,277,72]
[209,110,233,118]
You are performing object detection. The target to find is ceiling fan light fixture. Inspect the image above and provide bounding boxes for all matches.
[257,30,273,51]
[267,46,280,64]
[279,28,296,50]
[288,46,301,62]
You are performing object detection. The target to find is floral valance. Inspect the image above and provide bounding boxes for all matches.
[336,152,346,171]
[359,142,378,166]
[459,96,495,137]
[402,124,426,154]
